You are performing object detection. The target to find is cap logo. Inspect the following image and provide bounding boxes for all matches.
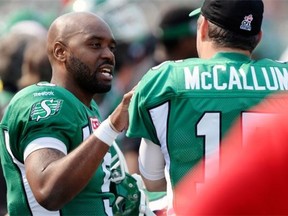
[240,14,253,32]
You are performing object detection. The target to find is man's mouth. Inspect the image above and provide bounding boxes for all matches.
[99,66,113,78]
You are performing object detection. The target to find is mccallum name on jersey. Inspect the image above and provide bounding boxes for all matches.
[184,65,288,91]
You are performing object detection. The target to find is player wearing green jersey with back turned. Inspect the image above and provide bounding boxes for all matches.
[0,12,135,215]
[126,0,288,215]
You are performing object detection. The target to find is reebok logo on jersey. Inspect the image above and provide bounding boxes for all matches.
[30,99,63,122]
[33,91,54,97]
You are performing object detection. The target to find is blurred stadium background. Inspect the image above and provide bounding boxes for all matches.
[0,0,287,60]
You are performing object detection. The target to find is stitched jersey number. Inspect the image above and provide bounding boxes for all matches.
[196,111,273,190]
[196,112,220,191]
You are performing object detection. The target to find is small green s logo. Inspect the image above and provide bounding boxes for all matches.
[30,99,63,121]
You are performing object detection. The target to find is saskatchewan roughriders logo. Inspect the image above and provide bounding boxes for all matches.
[30,99,63,122]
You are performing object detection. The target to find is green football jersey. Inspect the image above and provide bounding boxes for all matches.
[0,82,114,215]
[127,52,288,191]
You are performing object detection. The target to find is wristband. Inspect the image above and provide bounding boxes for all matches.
[93,118,120,147]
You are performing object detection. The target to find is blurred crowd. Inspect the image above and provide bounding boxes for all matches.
[0,0,288,214]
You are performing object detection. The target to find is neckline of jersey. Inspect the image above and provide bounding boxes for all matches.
[212,52,251,62]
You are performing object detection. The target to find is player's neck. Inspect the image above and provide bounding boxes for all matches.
[51,76,93,108]
[199,44,251,59]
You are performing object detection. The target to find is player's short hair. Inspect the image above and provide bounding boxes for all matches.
[207,21,260,53]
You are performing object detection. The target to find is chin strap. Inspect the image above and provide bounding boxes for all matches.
[132,173,156,216]
[111,141,129,183]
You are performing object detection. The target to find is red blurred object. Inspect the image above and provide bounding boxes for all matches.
[175,92,288,215]
[62,0,73,6]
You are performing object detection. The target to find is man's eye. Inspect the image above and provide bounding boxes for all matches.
[110,46,116,53]
[91,43,101,48]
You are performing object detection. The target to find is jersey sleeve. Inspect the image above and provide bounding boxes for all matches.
[126,62,174,145]
[4,85,86,163]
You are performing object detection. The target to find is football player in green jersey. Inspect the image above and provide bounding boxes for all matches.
[0,11,136,216]
[126,0,288,214]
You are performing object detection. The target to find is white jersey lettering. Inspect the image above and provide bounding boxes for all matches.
[184,65,288,91]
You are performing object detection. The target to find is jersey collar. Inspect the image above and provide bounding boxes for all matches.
[211,52,251,62]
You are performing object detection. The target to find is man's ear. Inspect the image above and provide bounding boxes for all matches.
[199,16,209,41]
[53,42,67,62]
